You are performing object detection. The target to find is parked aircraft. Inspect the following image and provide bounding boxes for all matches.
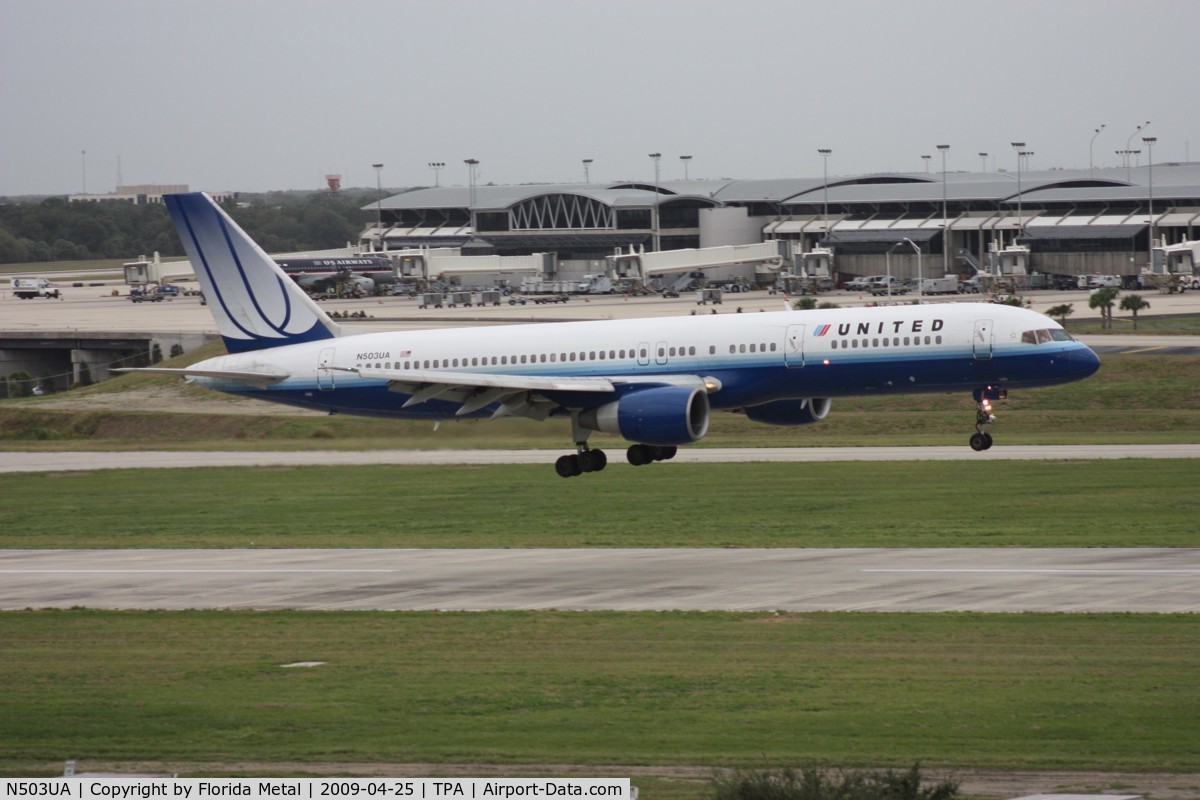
[128,193,1100,477]
[275,255,394,295]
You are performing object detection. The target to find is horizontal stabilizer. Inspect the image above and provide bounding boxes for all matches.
[113,367,289,387]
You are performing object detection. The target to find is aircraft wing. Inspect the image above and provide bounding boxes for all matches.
[337,365,619,420]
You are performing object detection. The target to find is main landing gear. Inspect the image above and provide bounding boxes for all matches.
[553,443,680,477]
[969,396,996,451]
[626,444,677,466]
[554,415,681,478]
[555,445,608,478]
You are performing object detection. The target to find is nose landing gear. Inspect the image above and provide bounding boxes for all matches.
[970,396,996,451]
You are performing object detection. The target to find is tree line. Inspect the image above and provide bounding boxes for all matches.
[0,189,392,264]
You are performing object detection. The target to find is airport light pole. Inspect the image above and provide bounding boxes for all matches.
[649,152,661,251]
[904,237,923,303]
[921,154,931,173]
[1125,121,1150,181]
[428,162,444,187]
[582,158,593,183]
[1144,135,1157,271]
[887,241,905,299]
[979,152,988,172]
[818,148,831,234]
[372,163,384,250]
[680,155,692,180]
[1011,142,1026,236]
[1089,124,1105,178]
[464,159,479,233]
[938,144,950,275]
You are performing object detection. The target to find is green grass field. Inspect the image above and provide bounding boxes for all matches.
[3,340,1198,784]
[0,459,1196,549]
[3,352,1199,449]
[1,610,1196,773]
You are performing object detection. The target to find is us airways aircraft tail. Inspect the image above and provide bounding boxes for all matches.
[128,192,1100,477]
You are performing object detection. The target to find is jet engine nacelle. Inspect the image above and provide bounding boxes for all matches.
[579,385,710,445]
[743,397,831,426]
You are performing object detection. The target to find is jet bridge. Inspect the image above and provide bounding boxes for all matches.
[609,241,787,287]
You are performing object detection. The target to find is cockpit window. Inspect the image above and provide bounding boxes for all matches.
[1022,328,1075,344]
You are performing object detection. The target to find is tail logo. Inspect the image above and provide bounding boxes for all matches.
[166,194,334,352]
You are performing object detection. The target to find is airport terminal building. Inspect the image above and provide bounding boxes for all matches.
[362,162,1200,283]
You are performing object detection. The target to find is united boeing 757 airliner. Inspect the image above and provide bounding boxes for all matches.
[133,192,1100,477]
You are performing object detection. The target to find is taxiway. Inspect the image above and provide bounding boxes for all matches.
[2,547,1197,613]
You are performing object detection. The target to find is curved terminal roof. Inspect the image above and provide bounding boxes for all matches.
[371,163,1200,215]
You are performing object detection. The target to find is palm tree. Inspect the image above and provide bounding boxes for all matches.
[1119,293,1150,330]
[1088,287,1119,330]
[1047,303,1074,327]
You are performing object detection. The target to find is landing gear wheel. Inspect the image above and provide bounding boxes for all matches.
[981,432,993,450]
[555,454,582,478]
[969,433,988,452]
[650,445,677,461]
[626,444,652,466]
[579,448,607,473]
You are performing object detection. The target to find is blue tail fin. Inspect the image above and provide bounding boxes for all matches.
[164,192,340,352]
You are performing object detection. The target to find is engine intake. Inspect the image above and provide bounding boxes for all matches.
[579,385,710,445]
[743,397,831,426]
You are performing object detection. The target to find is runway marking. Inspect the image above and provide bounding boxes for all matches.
[863,568,1200,575]
[1119,346,1169,354]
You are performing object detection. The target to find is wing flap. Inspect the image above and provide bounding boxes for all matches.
[113,367,289,387]
[339,366,616,394]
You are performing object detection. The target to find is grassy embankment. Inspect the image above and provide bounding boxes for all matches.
[2,345,1198,449]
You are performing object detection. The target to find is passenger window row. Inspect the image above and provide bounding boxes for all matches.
[359,346,701,371]
[830,335,943,350]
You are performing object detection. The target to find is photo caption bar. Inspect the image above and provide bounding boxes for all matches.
[1,779,632,800]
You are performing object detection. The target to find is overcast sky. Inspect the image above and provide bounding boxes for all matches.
[2,0,1197,196]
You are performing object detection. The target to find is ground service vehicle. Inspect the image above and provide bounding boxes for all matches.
[868,276,909,295]
[11,277,60,299]
[919,276,961,295]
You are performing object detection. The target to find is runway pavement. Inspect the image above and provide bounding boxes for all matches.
[2,444,1198,472]
[2,547,1197,612]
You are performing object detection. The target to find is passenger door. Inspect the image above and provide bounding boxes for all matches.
[317,347,336,390]
[972,319,993,360]
[784,324,806,368]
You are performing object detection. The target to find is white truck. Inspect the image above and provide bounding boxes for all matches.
[577,273,615,294]
[867,276,909,295]
[10,277,60,299]
[919,275,961,295]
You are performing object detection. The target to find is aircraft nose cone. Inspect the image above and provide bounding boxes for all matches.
[1072,345,1101,377]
